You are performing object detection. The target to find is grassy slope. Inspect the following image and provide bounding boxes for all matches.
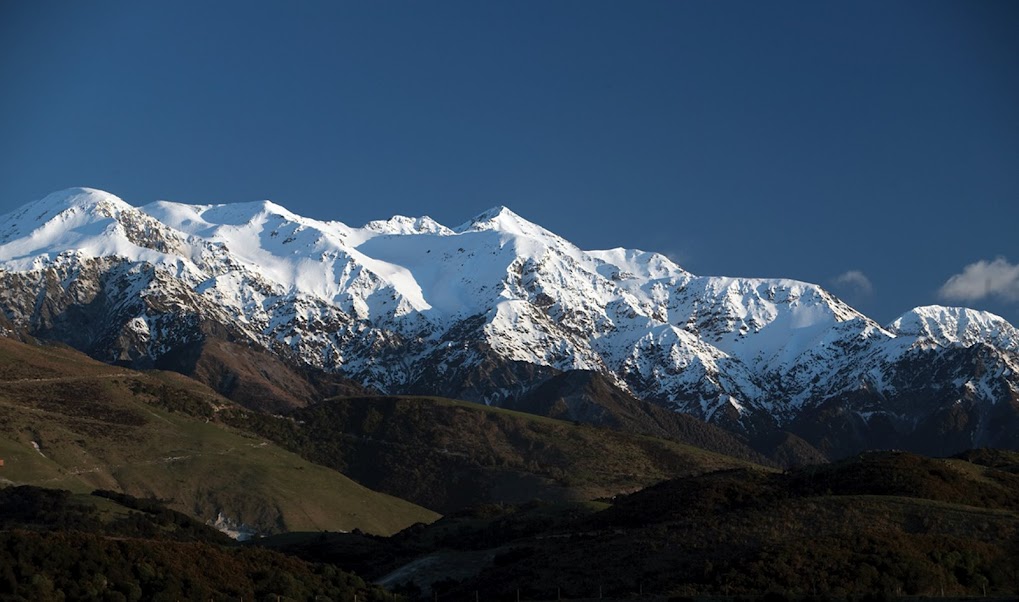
[0,339,437,535]
[226,395,771,514]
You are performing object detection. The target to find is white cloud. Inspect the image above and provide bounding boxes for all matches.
[939,257,1019,303]
[832,270,873,298]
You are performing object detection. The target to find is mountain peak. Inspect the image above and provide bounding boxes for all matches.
[0,187,134,245]
[892,305,1013,330]
[364,214,453,236]
[201,199,300,224]
[453,206,565,244]
[25,187,133,218]
[2,187,1018,455]
[0,187,191,265]
[889,305,1019,350]
[475,205,515,219]
[455,205,519,229]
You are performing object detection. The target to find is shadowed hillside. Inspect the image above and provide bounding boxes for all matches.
[225,395,770,513]
[264,451,1019,600]
[0,485,397,601]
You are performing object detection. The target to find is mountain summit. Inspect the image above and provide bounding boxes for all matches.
[0,188,1017,458]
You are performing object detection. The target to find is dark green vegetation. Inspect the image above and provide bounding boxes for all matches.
[0,485,398,601]
[263,451,1019,600]
[0,485,229,543]
[224,394,767,513]
[0,338,437,535]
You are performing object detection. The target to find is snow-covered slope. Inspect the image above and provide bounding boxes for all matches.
[1,188,1017,449]
[889,305,1019,352]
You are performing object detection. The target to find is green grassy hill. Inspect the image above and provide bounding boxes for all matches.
[0,339,438,536]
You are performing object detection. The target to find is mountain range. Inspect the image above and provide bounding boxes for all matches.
[1,187,1017,460]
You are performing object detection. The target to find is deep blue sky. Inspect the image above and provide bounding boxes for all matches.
[1,1,1017,325]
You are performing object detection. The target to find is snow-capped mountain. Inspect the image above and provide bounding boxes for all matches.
[1,188,1017,456]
